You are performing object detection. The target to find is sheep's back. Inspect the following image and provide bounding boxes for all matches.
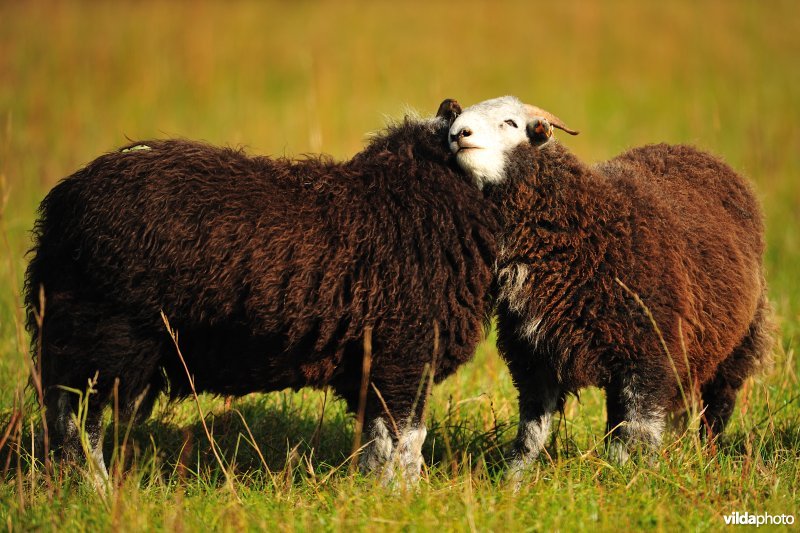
[601,144,763,251]
[29,141,334,324]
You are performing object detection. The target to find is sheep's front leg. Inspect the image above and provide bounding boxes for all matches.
[342,360,429,486]
[359,417,394,476]
[359,416,427,485]
[392,422,427,483]
[507,373,561,484]
[605,374,666,464]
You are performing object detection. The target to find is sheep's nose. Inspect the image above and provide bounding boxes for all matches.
[450,127,473,143]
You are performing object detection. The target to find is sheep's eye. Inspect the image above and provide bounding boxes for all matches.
[504,119,518,128]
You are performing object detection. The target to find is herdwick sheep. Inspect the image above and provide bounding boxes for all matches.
[25,99,499,485]
[449,96,773,474]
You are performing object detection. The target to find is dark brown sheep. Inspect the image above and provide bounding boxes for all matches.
[448,96,773,474]
[25,99,499,484]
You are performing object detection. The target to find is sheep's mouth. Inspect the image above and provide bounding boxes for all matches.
[456,144,481,153]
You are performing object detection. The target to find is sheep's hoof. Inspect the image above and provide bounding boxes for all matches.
[527,118,553,146]
[504,454,540,492]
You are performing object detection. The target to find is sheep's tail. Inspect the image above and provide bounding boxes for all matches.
[24,213,53,394]
[23,227,49,403]
[710,280,776,394]
[747,286,777,377]
[729,279,777,382]
[23,176,80,392]
[24,217,47,364]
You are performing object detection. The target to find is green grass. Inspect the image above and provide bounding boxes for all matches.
[1,1,799,530]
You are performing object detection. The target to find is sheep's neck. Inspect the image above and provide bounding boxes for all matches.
[494,143,629,262]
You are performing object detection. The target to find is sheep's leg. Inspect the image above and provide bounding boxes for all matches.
[359,417,395,477]
[699,376,737,440]
[605,375,666,465]
[336,356,429,485]
[350,370,430,486]
[47,390,108,488]
[47,390,81,464]
[701,296,772,439]
[85,410,109,490]
[394,423,427,483]
[359,410,428,486]
[506,371,561,483]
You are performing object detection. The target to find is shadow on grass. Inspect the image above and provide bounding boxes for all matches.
[719,424,800,458]
[7,390,796,488]
[117,393,518,481]
[0,391,517,486]
[120,395,354,476]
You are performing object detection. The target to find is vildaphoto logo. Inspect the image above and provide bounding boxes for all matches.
[723,511,795,526]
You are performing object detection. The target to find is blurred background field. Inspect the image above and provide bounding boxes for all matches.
[0,1,798,531]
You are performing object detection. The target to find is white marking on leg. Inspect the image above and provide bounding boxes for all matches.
[56,391,109,490]
[609,377,665,464]
[56,392,80,461]
[628,417,665,446]
[516,412,553,460]
[621,378,666,447]
[607,439,630,465]
[609,414,665,465]
[359,419,427,486]
[87,426,109,491]
[393,425,427,484]
[507,393,557,485]
[359,418,394,476]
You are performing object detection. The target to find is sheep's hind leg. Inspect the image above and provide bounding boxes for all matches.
[85,409,108,490]
[506,371,561,484]
[700,373,739,440]
[605,375,666,465]
[47,390,108,488]
[47,391,80,464]
[701,296,773,439]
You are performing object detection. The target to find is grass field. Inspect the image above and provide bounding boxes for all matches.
[1,1,799,531]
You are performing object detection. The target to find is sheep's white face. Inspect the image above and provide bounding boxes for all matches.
[449,96,530,189]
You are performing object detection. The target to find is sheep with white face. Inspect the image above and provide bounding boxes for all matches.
[448,95,577,189]
[451,95,772,487]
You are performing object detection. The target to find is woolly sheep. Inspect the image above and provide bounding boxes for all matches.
[25,99,499,485]
[449,96,773,474]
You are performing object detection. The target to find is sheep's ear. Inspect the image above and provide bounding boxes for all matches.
[527,118,554,147]
[523,104,579,136]
[436,99,462,123]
